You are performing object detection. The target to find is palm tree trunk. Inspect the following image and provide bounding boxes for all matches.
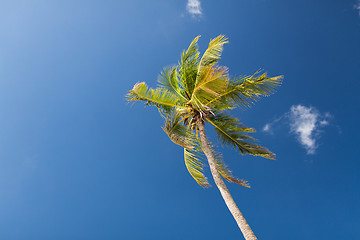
[198,122,258,240]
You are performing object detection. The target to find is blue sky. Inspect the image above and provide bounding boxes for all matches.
[1,0,360,239]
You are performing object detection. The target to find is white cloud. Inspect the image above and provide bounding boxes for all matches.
[319,119,329,126]
[289,105,319,154]
[262,116,283,134]
[187,0,202,17]
[263,105,332,155]
[354,0,360,16]
[263,123,271,133]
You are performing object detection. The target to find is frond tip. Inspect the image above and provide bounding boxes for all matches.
[226,72,283,108]
[198,35,228,70]
[216,158,250,188]
[208,143,250,188]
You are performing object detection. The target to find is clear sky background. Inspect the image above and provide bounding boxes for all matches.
[1,0,359,239]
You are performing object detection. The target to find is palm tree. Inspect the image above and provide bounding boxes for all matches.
[127,35,282,240]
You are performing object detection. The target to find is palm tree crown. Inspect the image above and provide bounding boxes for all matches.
[127,35,282,188]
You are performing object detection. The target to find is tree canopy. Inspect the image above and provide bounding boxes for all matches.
[127,35,282,187]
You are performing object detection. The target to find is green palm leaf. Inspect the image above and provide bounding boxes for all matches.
[179,35,200,98]
[162,111,209,187]
[127,82,186,112]
[207,143,250,188]
[207,113,275,159]
[207,71,283,108]
[191,66,228,110]
[184,146,210,187]
[158,66,187,101]
[197,35,228,74]
[162,112,194,149]
[216,159,250,188]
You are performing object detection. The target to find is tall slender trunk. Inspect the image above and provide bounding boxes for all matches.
[198,122,258,240]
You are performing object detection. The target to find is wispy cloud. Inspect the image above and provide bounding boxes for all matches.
[355,0,360,16]
[289,105,321,154]
[187,0,202,17]
[263,123,271,133]
[263,116,283,135]
[263,105,332,155]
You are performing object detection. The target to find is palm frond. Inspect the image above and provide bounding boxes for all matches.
[206,71,283,108]
[162,110,209,187]
[207,113,275,159]
[216,159,250,188]
[216,157,250,188]
[197,35,228,74]
[127,82,186,112]
[206,143,250,187]
[162,112,194,149]
[184,147,210,187]
[179,35,201,98]
[158,66,187,101]
[191,66,228,110]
